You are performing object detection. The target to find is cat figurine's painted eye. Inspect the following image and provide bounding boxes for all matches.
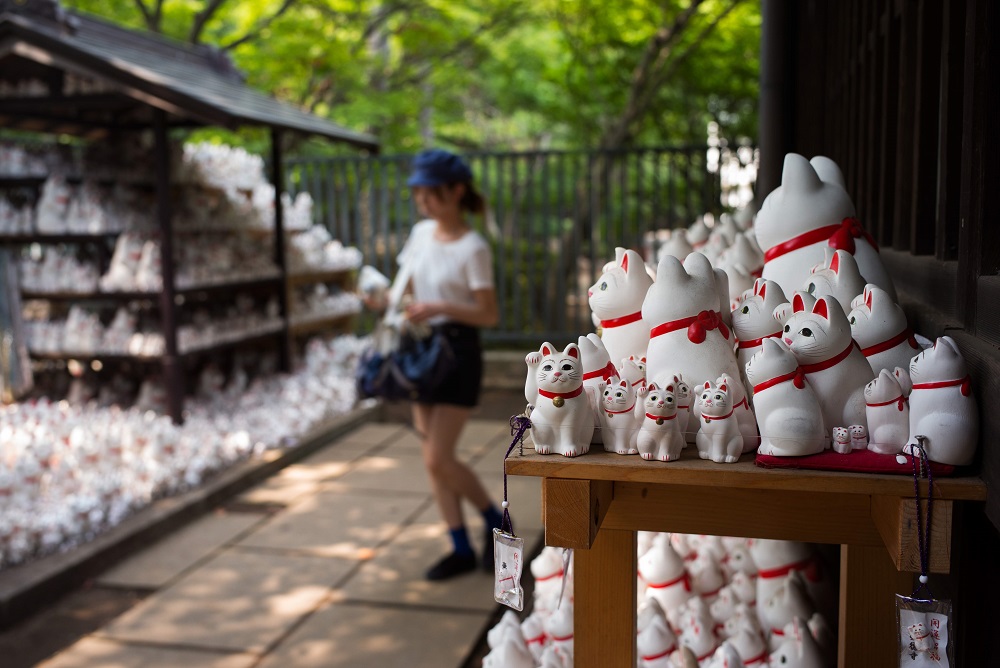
[543,363,553,371]
[600,281,608,291]
[561,363,573,371]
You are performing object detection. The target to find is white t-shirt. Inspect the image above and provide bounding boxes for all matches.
[397,220,495,326]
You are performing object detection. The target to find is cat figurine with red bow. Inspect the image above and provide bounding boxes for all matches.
[903,336,978,466]
[695,380,744,463]
[589,248,653,365]
[865,371,910,455]
[803,248,868,316]
[636,382,685,462]
[644,252,741,394]
[716,372,759,453]
[781,295,874,435]
[578,333,616,444]
[848,284,921,375]
[755,153,897,302]
[746,337,826,457]
[525,342,595,457]
[599,376,640,455]
[732,278,788,387]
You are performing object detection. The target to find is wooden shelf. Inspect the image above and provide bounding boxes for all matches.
[22,290,158,301]
[178,325,284,357]
[0,175,47,188]
[288,312,355,337]
[0,232,123,244]
[175,274,283,296]
[286,268,356,286]
[27,350,161,362]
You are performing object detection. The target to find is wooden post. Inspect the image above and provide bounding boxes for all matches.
[574,528,636,668]
[270,127,291,372]
[542,478,612,550]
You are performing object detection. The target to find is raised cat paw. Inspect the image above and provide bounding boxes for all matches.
[525,352,542,366]
[636,385,650,397]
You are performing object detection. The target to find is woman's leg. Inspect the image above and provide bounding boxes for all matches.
[413,402,464,529]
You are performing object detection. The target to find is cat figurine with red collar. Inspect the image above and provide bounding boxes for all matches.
[639,533,694,628]
[803,248,868,316]
[599,376,640,454]
[696,381,744,463]
[716,372,759,453]
[718,231,766,280]
[732,278,788,386]
[658,371,694,442]
[746,337,827,457]
[772,291,817,327]
[621,355,648,389]
[638,600,680,668]
[525,342,595,457]
[781,295,874,435]
[658,230,695,263]
[749,540,821,627]
[482,633,536,668]
[705,642,750,668]
[894,366,913,396]
[677,599,720,665]
[637,382,685,462]
[530,546,567,614]
[589,248,653,365]
[848,284,920,375]
[756,153,896,302]
[903,336,978,466]
[727,625,769,667]
[760,571,816,652]
[645,252,741,396]
[578,333,616,444]
[768,617,825,668]
[544,601,575,657]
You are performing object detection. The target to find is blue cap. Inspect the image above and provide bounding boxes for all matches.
[406,149,473,187]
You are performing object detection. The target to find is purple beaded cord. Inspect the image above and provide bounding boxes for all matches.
[501,414,532,535]
[909,436,934,600]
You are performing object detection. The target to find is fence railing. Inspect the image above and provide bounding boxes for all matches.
[286,145,757,346]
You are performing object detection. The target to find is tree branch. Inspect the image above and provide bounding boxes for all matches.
[153,0,164,30]
[220,0,297,50]
[189,0,229,44]
[132,0,157,32]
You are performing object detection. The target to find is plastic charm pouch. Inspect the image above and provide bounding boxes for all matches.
[493,529,524,611]
[897,595,953,667]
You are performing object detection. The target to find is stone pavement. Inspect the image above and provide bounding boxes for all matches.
[28,418,541,668]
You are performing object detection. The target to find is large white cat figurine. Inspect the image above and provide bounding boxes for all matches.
[696,381,744,463]
[802,249,868,316]
[847,284,921,375]
[644,252,741,393]
[636,383,685,462]
[746,338,827,457]
[755,153,897,302]
[781,295,874,434]
[589,248,653,365]
[732,278,788,386]
[599,376,640,455]
[716,372,759,453]
[903,336,978,466]
[525,342,595,457]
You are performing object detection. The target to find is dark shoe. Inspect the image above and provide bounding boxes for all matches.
[482,527,496,572]
[426,551,476,581]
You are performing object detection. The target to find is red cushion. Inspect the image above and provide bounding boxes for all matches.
[755,449,956,476]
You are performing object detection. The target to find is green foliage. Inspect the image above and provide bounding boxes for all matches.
[62,0,759,153]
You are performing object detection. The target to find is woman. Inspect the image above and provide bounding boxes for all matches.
[396,149,503,580]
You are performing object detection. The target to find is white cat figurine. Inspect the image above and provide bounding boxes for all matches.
[864,370,909,455]
[704,642,746,668]
[755,153,897,302]
[733,278,788,387]
[848,424,868,449]
[802,248,867,316]
[772,290,817,327]
[525,342,595,457]
[644,252,742,394]
[760,571,816,651]
[599,376,640,454]
[658,371,694,443]
[639,533,693,628]
[747,338,827,457]
[767,617,825,668]
[728,625,769,666]
[638,612,679,667]
[578,332,616,445]
[621,355,648,389]
[831,427,851,454]
[696,381,744,463]
[589,248,653,365]
[637,383,685,462]
[482,634,536,668]
[781,295,874,435]
[848,284,921,374]
[716,372,759,453]
[903,336,978,466]
[893,365,913,396]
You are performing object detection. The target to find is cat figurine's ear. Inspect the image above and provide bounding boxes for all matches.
[938,335,961,357]
[683,251,715,281]
[648,383,658,392]
[810,155,847,189]
[619,379,628,388]
[829,250,841,275]
[615,246,626,265]
[757,281,767,299]
[540,341,556,357]
[812,298,830,320]
[865,288,873,310]
[792,293,807,313]
[665,384,673,392]
[564,343,580,359]
[782,153,824,193]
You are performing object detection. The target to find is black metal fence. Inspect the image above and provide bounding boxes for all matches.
[286,145,757,346]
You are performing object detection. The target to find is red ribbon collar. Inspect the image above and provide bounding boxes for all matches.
[744,650,769,665]
[538,386,584,401]
[912,375,972,397]
[525,633,547,646]
[738,331,782,349]
[651,310,731,344]
[753,368,806,395]
[860,328,919,357]
[535,568,564,582]
[764,217,878,263]
[702,406,735,423]
[583,360,617,382]
[640,645,678,662]
[866,395,907,411]
[646,571,692,592]
[605,402,636,415]
[757,556,821,582]
[646,412,677,421]
[550,633,574,642]
[799,341,859,375]
[601,311,644,329]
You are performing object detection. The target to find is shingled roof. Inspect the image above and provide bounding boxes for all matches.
[0,2,379,150]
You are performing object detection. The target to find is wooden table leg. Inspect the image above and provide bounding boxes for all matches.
[838,544,914,668]
[574,528,637,668]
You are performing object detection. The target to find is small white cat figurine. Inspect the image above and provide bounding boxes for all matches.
[599,376,640,455]
[781,294,874,435]
[638,611,679,667]
[760,571,816,651]
[903,336,978,466]
[716,372,759,453]
[658,371,694,443]
[621,355,648,389]
[848,284,920,374]
[636,383,685,462]
[802,248,867,316]
[831,427,851,454]
[732,278,788,386]
[746,337,827,457]
[865,370,910,455]
[578,333,616,444]
[704,642,746,668]
[893,365,913,396]
[639,534,693,628]
[767,617,825,668]
[589,248,653,365]
[696,381,744,463]
[848,424,868,450]
[772,290,817,327]
[481,634,535,668]
[525,342,595,457]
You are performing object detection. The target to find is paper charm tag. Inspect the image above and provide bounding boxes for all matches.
[493,528,524,611]
[897,595,953,667]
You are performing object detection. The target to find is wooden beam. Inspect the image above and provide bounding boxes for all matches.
[872,496,953,573]
[542,478,612,550]
[574,528,636,668]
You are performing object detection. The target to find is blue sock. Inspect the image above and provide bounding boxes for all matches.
[482,505,503,531]
[449,526,473,555]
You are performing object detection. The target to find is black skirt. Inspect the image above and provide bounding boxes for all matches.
[415,323,482,408]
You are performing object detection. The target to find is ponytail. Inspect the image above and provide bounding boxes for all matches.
[459,182,486,215]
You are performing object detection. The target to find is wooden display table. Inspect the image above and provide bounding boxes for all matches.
[505,448,986,668]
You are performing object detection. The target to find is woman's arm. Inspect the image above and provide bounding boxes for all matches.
[405,288,499,328]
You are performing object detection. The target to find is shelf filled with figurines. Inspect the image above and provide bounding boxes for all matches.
[0,140,369,570]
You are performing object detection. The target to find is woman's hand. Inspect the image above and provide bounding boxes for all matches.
[362,292,389,313]
[405,301,447,323]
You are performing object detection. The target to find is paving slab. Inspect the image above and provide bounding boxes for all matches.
[332,452,431,496]
[236,487,430,558]
[38,637,257,668]
[475,473,544,534]
[335,423,408,446]
[273,440,378,482]
[100,550,349,654]
[339,503,497,612]
[255,600,490,668]
[97,511,263,590]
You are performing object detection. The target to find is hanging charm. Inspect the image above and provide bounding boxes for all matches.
[493,413,532,611]
[896,436,954,667]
